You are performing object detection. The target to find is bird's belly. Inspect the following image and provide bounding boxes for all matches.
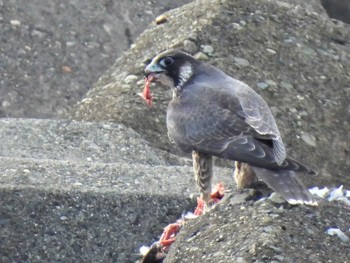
[167,120,192,153]
[166,107,194,153]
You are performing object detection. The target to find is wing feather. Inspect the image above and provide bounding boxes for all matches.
[167,80,284,168]
[234,80,286,164]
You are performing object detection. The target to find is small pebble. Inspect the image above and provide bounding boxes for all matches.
[10,20,21,26]
[257,82,269,90]
[66,41,76,47]
[155,15,167,25]
[194,52,209,61]
[274,255,285,262]
[236,257,248,263]
[301,47,316,56]
[62,66,72,73]
[183,39,198,54]
[281,82,293,91]
[232,23,243,30]
[266,48,277,55]
[326,228,349,242]
[269,245,283,253]
[300,132,316,147]
[60,216,68,221]
[299,111,308,116]
[296,95,304,100]
[289,108,297,114]
[263,226,274,233]
[124,74,138,84]
[201,45,214,55]
[215,234,225,242]
[266,79,277,86]
[234,57,250,68]
[284,37,296,44]
[269,193,286,204]
[2,101,11,108]
[212,251,225,257]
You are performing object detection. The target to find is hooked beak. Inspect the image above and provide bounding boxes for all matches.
[145,62,165,77]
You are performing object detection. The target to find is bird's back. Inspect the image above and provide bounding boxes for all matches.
[166,66,314,174]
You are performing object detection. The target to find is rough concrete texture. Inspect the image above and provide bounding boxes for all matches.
[1,0,350,262]
[67,0,350,188]
[0,118,169,165]
[0,0,191,118]
[0,118,233,262]
[165,194,350,263]
[0,187,189,263]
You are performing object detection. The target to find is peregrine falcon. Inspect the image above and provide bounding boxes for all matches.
[144,49,317,208]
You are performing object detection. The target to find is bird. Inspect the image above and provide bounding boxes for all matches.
[144,49,317,209]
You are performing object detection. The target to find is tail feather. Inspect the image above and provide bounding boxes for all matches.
[281,157,316,175]
[251,166,318,205]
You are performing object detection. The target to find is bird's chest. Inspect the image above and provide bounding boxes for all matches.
[166,98,196,152]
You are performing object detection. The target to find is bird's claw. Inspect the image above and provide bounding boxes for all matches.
[194,183,225,215]
[141,183,225,262]
[159,223,182,249]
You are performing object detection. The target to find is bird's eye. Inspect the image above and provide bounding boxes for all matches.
[159,57,174,67]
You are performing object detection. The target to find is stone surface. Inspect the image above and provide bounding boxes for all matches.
[0,118,233,263]
[1,0,350,262]
[165,195,350,263]
[0,186,188,263]
[0,0,191,118]
[67,0,350,188]
[0,118,165,165]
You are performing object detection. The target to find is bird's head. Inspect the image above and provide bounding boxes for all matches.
[145,50,199,92]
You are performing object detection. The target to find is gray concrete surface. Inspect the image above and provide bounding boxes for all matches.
[0,0,191,118]
[165,194,350,262]
[0,118,233,262]
[1,0,350,262]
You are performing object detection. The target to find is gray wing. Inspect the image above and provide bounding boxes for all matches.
[167,80,289,170]
[234,80,286,165]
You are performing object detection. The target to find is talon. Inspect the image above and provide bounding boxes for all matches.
[194,197,205,216]
[159,237,176,247]
[159,223,182,249]
[195,183,225,215]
